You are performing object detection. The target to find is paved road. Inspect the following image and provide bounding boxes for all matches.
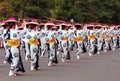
[0,48,120,81]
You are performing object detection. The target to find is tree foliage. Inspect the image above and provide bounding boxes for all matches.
[0,0,120,24]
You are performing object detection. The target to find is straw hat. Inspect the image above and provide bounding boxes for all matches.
[69,26,75,29]
[45,21,55,25]
[61,21,69,26]
[86,24,95,29]
[117,24,120,28]
[74,23,82,29]
[75,22,82,26]
[60,22,69,30]
[95,24,102,29]
[40,22,45,25]
[52,26,57,29]
[0,20,6,26]
[28,19,39,26]
[18,25,23,30]
[87,24,95,27]
[95,24,102,27]
[5,17,18,23]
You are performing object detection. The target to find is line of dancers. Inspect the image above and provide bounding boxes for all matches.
[0,17,120,76]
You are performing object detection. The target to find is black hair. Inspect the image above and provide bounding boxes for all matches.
[75,25,82,29]
[7,22,16,28]
[40,25,44,29]
[2,25,7,28]
[47,25,52,30]
[61,25,67,29]
[95,26,102,29]
[87,26,93,29]
[29,24,36,29]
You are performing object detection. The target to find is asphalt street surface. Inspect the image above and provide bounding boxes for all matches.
[0,48,120,81]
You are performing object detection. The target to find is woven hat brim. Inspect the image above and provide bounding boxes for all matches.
[45,23,55,25]
[5,20,18,23]
[28,22,39,25]
[0,23,5,26]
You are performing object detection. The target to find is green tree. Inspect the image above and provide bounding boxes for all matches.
[0,0,14,20]
[0,0,120,24]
